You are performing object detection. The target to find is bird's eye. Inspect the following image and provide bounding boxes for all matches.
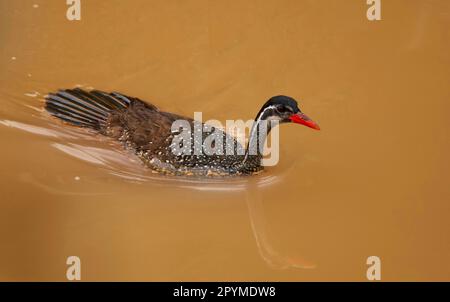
[277,106,291,114]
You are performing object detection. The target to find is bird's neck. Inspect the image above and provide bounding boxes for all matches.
[241,107,277,170]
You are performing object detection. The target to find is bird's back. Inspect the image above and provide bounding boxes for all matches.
[45,88,252,175]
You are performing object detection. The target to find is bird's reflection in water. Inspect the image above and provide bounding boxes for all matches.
[1,118,316,270]
[245,179,315,269]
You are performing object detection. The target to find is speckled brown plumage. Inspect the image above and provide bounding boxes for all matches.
[45,88,318,176]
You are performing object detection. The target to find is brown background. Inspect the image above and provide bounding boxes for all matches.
[0,0,448,281]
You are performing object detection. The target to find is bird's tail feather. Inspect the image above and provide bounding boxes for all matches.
[45,88,130,130]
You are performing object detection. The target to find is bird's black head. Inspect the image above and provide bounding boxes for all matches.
[256,95,320,130]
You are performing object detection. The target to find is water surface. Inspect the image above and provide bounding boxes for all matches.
[0,0,449,281]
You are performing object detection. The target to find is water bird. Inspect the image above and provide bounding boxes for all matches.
[45,88,319,176]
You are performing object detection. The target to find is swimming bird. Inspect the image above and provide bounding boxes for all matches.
[45,88,319,176]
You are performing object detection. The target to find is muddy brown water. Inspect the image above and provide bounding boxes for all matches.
[0,0,449,281]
